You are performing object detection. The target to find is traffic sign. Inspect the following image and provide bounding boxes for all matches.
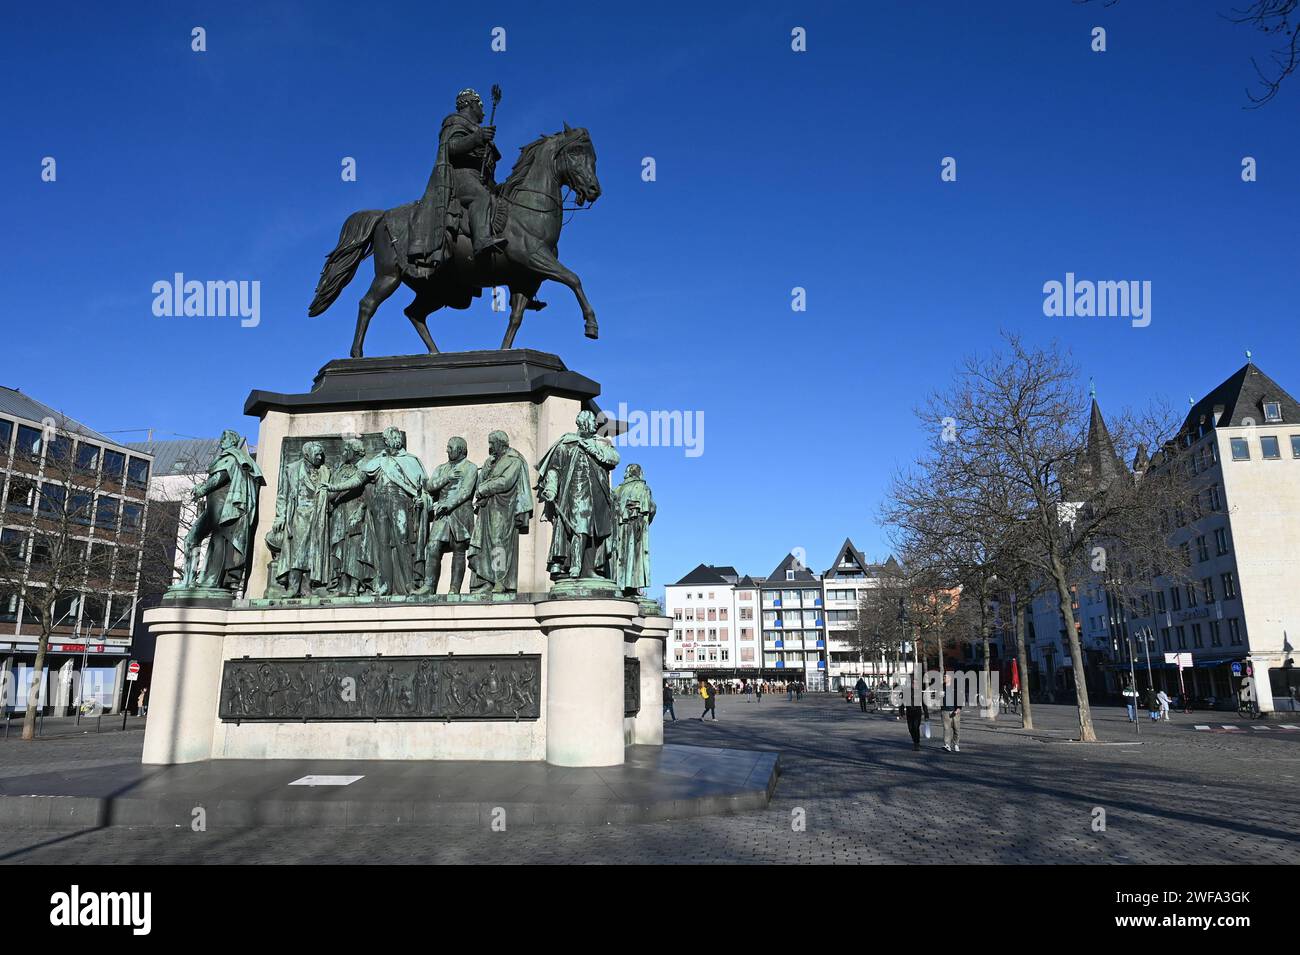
[127,661,140,681]
[1231,662,1243,677]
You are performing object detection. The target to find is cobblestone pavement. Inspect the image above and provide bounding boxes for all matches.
[1,697,1297,864]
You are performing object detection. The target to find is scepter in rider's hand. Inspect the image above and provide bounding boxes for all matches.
[480,84,502,181]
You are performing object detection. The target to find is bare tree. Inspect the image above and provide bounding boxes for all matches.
[888,335,1191,741]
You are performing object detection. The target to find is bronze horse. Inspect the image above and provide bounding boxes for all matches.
[309,125,601,357]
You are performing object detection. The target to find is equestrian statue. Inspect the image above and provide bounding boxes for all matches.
[308,87,603,357]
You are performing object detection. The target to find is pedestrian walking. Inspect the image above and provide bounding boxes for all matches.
[787,683,794,702]
[795,682,803,702]
[1123,680,1138,722]
[698,679,718,721]
[1157,688,1171,721]
[663,682,676,721]
[755,682,763,703]
[905,698,929,751]
[855,677,869,713]
[136,687,148,717]
[1146,686,1160,722]
[942,673,962,753]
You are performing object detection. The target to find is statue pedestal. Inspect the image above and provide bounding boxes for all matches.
[141,596,672,767]
[242,349,606,600]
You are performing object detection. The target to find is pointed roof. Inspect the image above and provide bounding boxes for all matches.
[1180,361,1300,434]
[762,551,820,585]
[672,563,736,587]
[824,538,871,579]
[1084,397,1125,487]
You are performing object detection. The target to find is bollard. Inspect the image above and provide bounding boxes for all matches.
[96,714,102,734]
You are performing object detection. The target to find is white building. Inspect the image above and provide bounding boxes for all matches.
[664,564,745,682]
[822,539,906,690]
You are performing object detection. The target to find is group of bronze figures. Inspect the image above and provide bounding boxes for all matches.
[183,411,656,600]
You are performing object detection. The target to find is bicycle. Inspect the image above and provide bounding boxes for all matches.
[1237,698,1266,720]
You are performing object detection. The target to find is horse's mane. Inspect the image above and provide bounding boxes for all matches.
[501,131,563,198]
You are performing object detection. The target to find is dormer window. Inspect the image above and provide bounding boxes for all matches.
[1263,401,1282,423]
[785,570,795,581]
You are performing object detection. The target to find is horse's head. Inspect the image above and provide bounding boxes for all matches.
[556,123,600,205]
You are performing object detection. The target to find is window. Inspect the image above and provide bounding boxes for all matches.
[1202,577,1215,603]
[126,457,150,489]
[101,449,125,480]
[1176,626,1187,649]
[1228,618,1242,645]
[673,609,682,620]
[0,590,17,624]
[68,492,93,525]
[95,496,119,530]
[684,608,694,621]
[1,528,26,564]
[0,418,12,455]
[1292,435,1300,459]
[740,628,753,640]
[786,570,794,581]
[121,503,143,532]
[739,607,753,620]
[1261,435,1281,459]
[706,608,716,622]
[1221,571,1237,599]
[1186,583,1198,608]
[16,424,43,460]
[719,608,728,621]
[1155,590,1166,613]
[1191,623,1204,648]
[46,434,72,467]
[1208,485,1222,511]
[75,442,100,473]
[38,483,66,516]
[1230,438,1250,461]
[1170,587,1181,612]
[1196,536,1209,562]
[1264,401,1282,422]
[5,476,36,513]
[737,591,752,600]
[1209,620,1222,647]
[1160,628,1171,651]
[707,592,714,600]
[1214,528,1229,555]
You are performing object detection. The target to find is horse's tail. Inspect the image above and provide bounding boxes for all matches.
[308,209,384,317]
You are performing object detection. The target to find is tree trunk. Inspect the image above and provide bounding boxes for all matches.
[1013,594,1034,730]
[21,630,51,741]
[981,622,993,720]
[1052,561,1096,742]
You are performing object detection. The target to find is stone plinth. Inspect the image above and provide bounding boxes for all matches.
[242,350,606,600]
[142,594,660,768]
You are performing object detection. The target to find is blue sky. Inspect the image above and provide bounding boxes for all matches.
[3,1,1298,593]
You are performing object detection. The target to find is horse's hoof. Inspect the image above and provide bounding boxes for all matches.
[350,350,364,359]
[584,322,598,340]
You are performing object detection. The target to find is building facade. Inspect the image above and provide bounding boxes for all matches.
[0,388,154,715]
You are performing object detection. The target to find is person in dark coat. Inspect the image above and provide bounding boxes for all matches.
[855,677,869,712]
[663,682,676,721]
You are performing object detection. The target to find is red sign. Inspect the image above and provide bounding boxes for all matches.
[128,661,141,675]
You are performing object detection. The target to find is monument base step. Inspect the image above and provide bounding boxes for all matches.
[0,744,779,829]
